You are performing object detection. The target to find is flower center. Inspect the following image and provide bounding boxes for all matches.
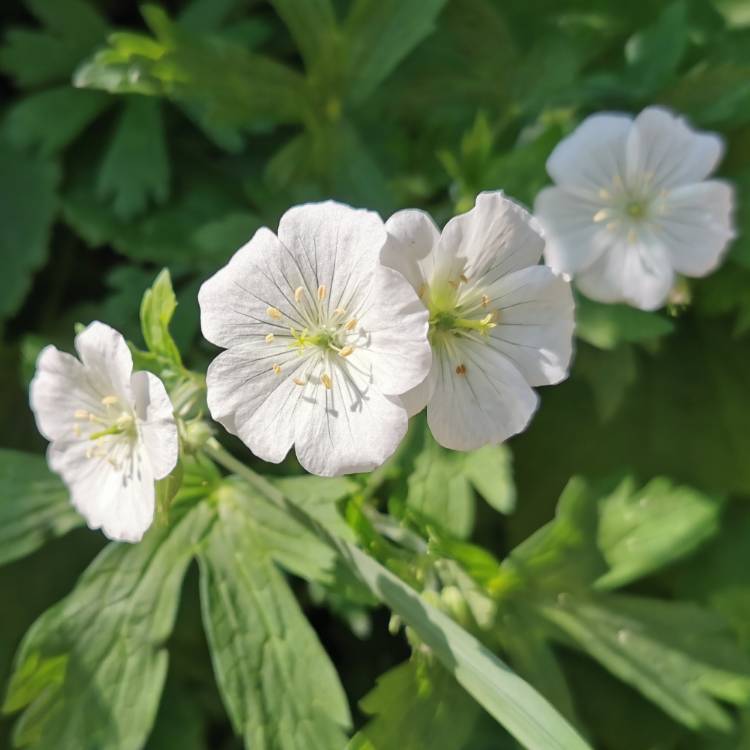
[73,395,136,466]
[626,200,645,219]
[424,278,498,345]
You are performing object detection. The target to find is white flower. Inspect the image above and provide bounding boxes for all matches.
[382,191,574,451]
[535,106,735,310]
[29,322,179,543]
[198,200,431,477]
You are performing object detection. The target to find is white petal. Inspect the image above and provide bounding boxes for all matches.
[398,375,433,417]
[131,371,179,480]
[49,440,155,543]
[534,186,612,275]
[73,321,134,401]
[382,208,440,291]
[426,339,539,451]
[656,180,735,276]
[627,107,724,189]
[436,192,545,284]
[357,265,431,396]
[485,265,575,386]
[205,339,312,464]
[293,362,408,476]
[546,113,632,190]
[576,235,674,311]
[277,200,387,317]
[30,345,101,442]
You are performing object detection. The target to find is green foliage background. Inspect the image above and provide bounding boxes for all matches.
[1,0,750,748]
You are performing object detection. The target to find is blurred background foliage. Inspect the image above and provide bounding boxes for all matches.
[2,0,750,748]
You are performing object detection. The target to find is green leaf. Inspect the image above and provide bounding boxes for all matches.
[574,294,674,350]
[140,268,183,367]
[0,138,60,321]
[337,541,592,750]
[3,502,215,748]
[574,343,638,422]
[540,593,750,732]
[3,87,111,157]
[594,476,724,590]
[344,0,449,104]
[349,659,481,750]
[0,450,82,568]
[464,444,516,515]
[406,429,475,538]
[97,97,170,220]
[0,0,108,87]
[268,0,339,70]
[198,500,351,749]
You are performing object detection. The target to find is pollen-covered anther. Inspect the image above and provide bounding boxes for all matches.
[480,294,490,308]
[101,395,118,407]
[272,363,282,375]
[293,377,306,386]
[333,306,347,318]
[345,318,357,331]
[338,346,354,357]
[593,208,610,223]
[456,364,467,375]
[265,333,275,343]
[317,285,327,301]
[74,408,89,420]
[321,373,332,389]
[267,306,283,320]
[294,286,304,303]
[417,284,426,298]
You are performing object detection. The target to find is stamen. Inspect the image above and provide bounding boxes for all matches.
[481,294,490,308]
[74,409,89,420]
[294,286,304,303]
[417,284,426,299]
[456,364,467,376]
[333,307,347,318]
[593,209,609,223]
[317,285,327,301]
[267,306,283,320]
[448,280,459,289]
[459,273,468,283]
[345,318,357,331]
[101,395,118,407]
[272,363,282,375]
[321,373,332,390]
[293,377,306,386]
[338,346,354,357]
[265,333,275,343]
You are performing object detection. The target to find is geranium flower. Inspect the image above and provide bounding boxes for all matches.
[534,106,735,310]
[382,191,574,451]
[29,322,179,542]
[199,201,431,477]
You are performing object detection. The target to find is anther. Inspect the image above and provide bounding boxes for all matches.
[321,373,332,389]
[294,286,304,302]
[460,274,468,283]
[345,318,357,331]
[456,364,467,375]
[338,346,354,357]
[593,209,609,223]
[267,306,282,320]
[272,363,282,375]
[317,285,327,301]
[333,307,347,318]
[448,280,459,289]
[265,333,275,343]
[293,377,306,386]
[481,294,490,308]
[74,409,89,420]
[101,395,118,407]
[417,284,426,298]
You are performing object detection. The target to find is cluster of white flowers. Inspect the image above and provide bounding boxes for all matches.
[29,106,734,542]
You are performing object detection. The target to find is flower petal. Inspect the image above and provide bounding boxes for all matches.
[627,107,724,189]
[485,265,575,386]
[293,362,408,476]
[398,375,433,417]
[131,370,179,480]
[576,235,674,311]
[357,265,431,396]
[546,113,632,191]
[436,192,545,284]
[426,339,539,451]
[656,180,735,276]
[534,186,613,274]
[30,345,101,442]
[49,439,155,543]
[382,208,440,291]
[74,321,134,400]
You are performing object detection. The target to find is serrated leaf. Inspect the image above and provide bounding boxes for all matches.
[140,269,182,367]
[594,476,723,590]
[3,87,111,157]
[344,0,449,104]
[97,97,170,220]
[349,659,481,750]
[3,502,215,749]
[574,294,674,350]
[0,139,60,321]
[198,500,351,749]
[464,444,516,514]
[0,450,82,568]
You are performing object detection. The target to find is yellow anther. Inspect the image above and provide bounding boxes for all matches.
[294,286,304,303]
[293,377,306,386]
[265,333,275,343]
[417,284,426,298]
[345,318,357,331]
[456,364,467,376]
[101,395,118,407]
[593,209,609,223]
[317,285,327,301]
[339,346,354,357]
[267,306,282,320]
[321,373,332,390]
[481,294,490,308]
[333,306,347,318]
[272,363,282,375]
[74,409,89,420]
